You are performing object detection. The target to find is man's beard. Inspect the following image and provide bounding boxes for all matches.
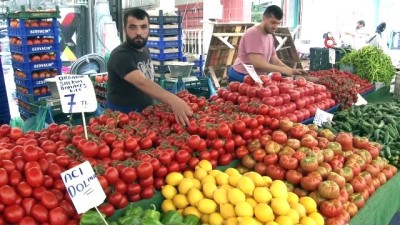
[126,35,148,49]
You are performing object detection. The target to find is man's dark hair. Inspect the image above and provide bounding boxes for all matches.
[263,5,283,20]
[124,7,149,28]
[357,20,365,27]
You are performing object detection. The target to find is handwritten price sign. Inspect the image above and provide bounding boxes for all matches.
[55,75,97,113]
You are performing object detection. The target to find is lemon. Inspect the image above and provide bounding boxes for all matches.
[266,222,279,225]
[192,178,201,190]
[287,209,300,224]
[290,202,306,218]
[229,173,242,187]
[270,180,288,199]
[253,187,272,203]
[202,175,217,185]
[209,169,223,177]
[216,172,230,186]
[173,194,189,209]
[220,184,232,190]
[194,167,208,180]
[203,182,218,198]
[209,212,224,225]
[201,214,209,223]
[183,206,201,218]
[161,199,176,212]
[187,188,204,206]
[299,217,317,225]
[183,170,194,178]
[198,199,217,214]
[287,192,299,204]
[254,203,274,223]
[213,188,228,205]
[220,203,236,219]
[198,159,213,171]
[299,197,317,214]
[275,216,294,225]
[237,217,258,225]
[228,188,246,205]
[271,198,291,216]
[225,168,240,176]
[178,178,194,194]
[244,172,265,187]
[263,176,273,187]
[166,172,184,186]
[308,212,324,225]
[245,197,258,208]
[235,201,254,217]
[225,217,238,225]
[237,176,255,195]
[161,185,177,199]
[177,209,183,215]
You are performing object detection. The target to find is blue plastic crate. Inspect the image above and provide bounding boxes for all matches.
[150,28,181,37]
[14,68,60,80]
[16,90,51,103]
[150,52,182,61]
[149,12,181,25]
[147,40,181,48]
[12,59,61,71]
[14,76,47,88]
[12,52,60,63]
[10,43,60,54]
[18,106,33,118]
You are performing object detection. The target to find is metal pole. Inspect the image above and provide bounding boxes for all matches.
[87,0,94,53]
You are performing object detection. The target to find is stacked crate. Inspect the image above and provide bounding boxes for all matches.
[6,6,62,119]
[147,10,183,78]
[0,58,11,124]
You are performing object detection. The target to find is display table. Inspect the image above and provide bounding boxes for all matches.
[364,86,393,103]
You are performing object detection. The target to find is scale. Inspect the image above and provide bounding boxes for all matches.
[165,61,197,92]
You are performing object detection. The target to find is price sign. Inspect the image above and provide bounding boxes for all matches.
[55,75,97,113]
[354,94,368,106]
[61,161,106,214]
[313,108,334,126]
[242,63,263,85]
[329,48,336,64]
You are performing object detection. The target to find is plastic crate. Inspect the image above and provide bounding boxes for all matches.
[147,40,181,49]
[8,25,59,37]
[11,52,59,64]
[149,10,181,25]
[18,106,33,118]
[10,43,60,54]
[6,6,60,19]
[14,68,60,80]
[150,52,182,61]
[16,90,51,103]
[12,59,62,71]
[159,80,178,94]
[149,28,181,37]
[14,76,47,88]
[309,48,350,71]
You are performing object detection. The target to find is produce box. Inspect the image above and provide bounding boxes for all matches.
[309,47,350,71]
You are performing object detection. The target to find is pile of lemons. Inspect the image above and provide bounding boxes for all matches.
[161,160,324,225]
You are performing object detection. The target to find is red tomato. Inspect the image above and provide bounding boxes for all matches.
[0,185,17,205]
[136,162,153,179]
[320,199,343,218]
[99,203,115,217]
[21,198,36,215]
[175,150,191,163]
[141,187,154,199]
[10,127,23,140]
[26,166,44,188]
[279,155,299,170]
[286,169,303,184]
[126,183,141,196]
[22,145,39,162]
[0,168,8,186]
[82,141,99,157]
[49,207,68,225]
[120,167,137,183]
[41,191,58,210]
[8,169,22,186]
[108,191,123,206]
[17,181,33,197]
[18,216,36,225]
[4,204,25,223]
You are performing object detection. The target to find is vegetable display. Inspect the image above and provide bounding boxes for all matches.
[325,102,400,168]
[339,46,396,85]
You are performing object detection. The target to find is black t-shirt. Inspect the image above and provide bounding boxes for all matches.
[106,42,155,110]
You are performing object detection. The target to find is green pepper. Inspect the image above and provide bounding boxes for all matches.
[117,215,141,225]
[109,222,118,225]
[79,210,106,225]
[143,205,161,221]
[125,205,144,217]
[161,211,184,224]
[141,217,163,225]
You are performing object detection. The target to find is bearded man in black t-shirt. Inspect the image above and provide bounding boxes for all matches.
[106,8,192,126]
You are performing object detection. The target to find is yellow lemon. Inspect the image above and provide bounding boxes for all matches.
[253,187,272,203]
[299,217,317,225]
[287,192,299,204]
[299,197,317,214]
[166,172,184,186]
[197,159,213,171]
[220,203,236,219]
[254,203,274,223]
[275,216,294,225]
[213,188,228,205]
[237,217,258,225]
[172,194,189,209]
[225,217,238,225]
[266,222,279,225]
[201,214,209,224]
[183,170,194,178]
[209,169,223,177]
[161,199,176,212]
[290,202,306,218]
[245,197,258,208]
[237,176,255,195]
[225,167,240,176]
[203,182,218,199]
[192,178,201,190]
[220,184,232,190]
[198,199,217,214]
[244,172,265,187]
[187,188,204,206]
[235,201,254,217]
[194,167,208,180]
[263,176,273,187]
[161,185,177,200]
[270,180,288,199]
[287,209,300,224]
[202,175,217,185]
[228,188,246,205]
[177,209,183,215]
[271,198,291,216]
[183,206,201,218]
[229,173,242,187]
[178,178,194,194]
[209,212,224,225]
[308,212,324,225]
[216,172,230,186]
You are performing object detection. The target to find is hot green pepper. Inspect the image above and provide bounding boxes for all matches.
[79,210,106,225]
[125,205,144,217]
[143,205,160,221]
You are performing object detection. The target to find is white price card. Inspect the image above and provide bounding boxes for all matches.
[242,63,263,85]
[354,94,368,106]
[61,161,106,214]
[313,108,334,126]
[55,75,97,113]
[329,48,336,64]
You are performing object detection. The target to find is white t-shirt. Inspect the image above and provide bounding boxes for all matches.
[353,27,369,49]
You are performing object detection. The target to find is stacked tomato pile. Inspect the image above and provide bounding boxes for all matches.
[238,120,397,224]
[216,74,336,123]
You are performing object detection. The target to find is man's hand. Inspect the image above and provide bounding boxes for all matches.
[169,96,193,126]
[292,69,309,75]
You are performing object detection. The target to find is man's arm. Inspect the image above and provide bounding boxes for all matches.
[248,53,294,75]
[124,70,193,125]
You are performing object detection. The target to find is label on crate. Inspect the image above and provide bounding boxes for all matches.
[33,62,55,69]
[29,28,52,35]
[61,161,106,214]
[55,75,97,113]
[35,79,46,86]
[31,46,53,52]
[242,63,263,86]
[313,108,334,126]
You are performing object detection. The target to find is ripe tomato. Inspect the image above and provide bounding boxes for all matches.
[41,191,59,210]
[49,207,68,225]
[17,181,33,197]
[31,204,49,223]
[279,155,299,170]
[81,141,99,157]
[141,187,154,199]
[175,150,191,163]
[0,168,8,186]
[8,169,22,186]
[47,163,62,179]
[126,183,141,196]
[4,204,25,223]
[9,127,23,140]
[120,167,137,183]
[136,162,153,179]
[0,185,17,205]
[115,179,127,194]
[108,191,123,206]
[99,203,115,217]
[22,145,39,162]
[104,167,119,184]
